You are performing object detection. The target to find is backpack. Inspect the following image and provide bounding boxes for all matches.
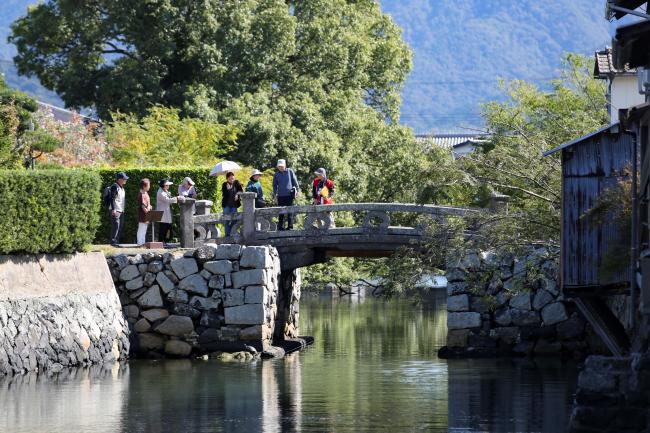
[102,184,115,208]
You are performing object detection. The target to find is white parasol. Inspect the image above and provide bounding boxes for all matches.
[209,160,242,177]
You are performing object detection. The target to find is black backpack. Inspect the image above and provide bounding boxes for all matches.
[102,184,115,208]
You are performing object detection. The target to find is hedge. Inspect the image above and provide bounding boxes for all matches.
[95,167,274,244]
[0,169,101,254]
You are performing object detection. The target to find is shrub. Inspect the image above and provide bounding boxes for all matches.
[94,167,274,244]
[0,169,100,253]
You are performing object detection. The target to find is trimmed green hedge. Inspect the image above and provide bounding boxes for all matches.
[0,169,101,253]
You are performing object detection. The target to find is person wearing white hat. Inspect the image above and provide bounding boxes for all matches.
[156,178,180,244]
[178,177,197,199]
[246,169,266,208]
[273,159,300,230]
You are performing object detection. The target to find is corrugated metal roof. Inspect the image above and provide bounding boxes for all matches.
[594,48,636,78]
[543,123,620,156]
[416,133,488,149]
[37,101,98,124]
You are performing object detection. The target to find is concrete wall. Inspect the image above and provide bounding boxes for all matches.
[610,75,645,124]
[108,244,297,358]
[441,246,600,358]
[0,253,130,375]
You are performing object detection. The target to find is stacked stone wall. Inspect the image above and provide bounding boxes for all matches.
[108,244,288,357]
[0,253,130,375]
[442,246,595,357]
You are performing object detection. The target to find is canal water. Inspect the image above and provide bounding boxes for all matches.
[0,291,578,433]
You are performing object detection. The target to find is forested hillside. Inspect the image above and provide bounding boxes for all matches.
[0,0,611,132]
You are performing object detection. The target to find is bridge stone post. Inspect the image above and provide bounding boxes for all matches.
[179,198,196,248]
[241,192,257,243]
[275,269,301,341]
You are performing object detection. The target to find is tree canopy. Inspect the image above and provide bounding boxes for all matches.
[10,0,413,191]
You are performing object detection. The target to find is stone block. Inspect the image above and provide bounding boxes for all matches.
[147,261,164,273]
[138,333,165,351]
[557,314,585,340]
[137,286,163,308]
[119,265,140,282]
[143,272,157,287]
[447,312,482,330]
[447,329,470,347]
[125,276,144,291]
[164,340,192,356]
[534,339,562,355]
[129,254,144,265]
[200,270,212,280]
[200,311,222,328]
[208,275,225,289]
[124,304,139,319]
[541,302,568,326]
[193,244,218,262]
[446,268,467,282]
[240,246,272,269]
[240,325,272,341]
[225,273,232,288]
[171,303,201,319]
[509,292,531,310]
[113,254,130,270]
[179,274,209,297]
[494,308,512,326]
[245,286,267,304]
[447,281,468,296]
[140,308,169,322]
[189,295,220,311]
[470,296,491,314]
[510,309,541,326]
[199,328,221,344]
[213,244,242,260]
[447,294,469,312]
[204,260,234,275]
[154,315,194,336]
[532,289,554,311]
[231,269,266,289]
[170,257,199,279]
[164,270,179,284]
[468,334,498,348]
[223,289,245,307]
[493,327,519,345]
[138,263,148,275]
[224,304,265,325]
[167,289,189,304]
[134,318,151,333]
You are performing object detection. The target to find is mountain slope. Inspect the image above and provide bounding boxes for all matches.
[0,0,611,132]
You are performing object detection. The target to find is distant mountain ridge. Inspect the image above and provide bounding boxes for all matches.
[0,0,612,132]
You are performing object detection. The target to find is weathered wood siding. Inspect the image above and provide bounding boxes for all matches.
[561,131,633,288]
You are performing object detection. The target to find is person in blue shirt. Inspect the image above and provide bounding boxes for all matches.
[272,159,300,230]
[245,169,265,208]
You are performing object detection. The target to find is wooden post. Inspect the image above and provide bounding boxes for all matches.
[179,198,196,248]
[241,192,257,243]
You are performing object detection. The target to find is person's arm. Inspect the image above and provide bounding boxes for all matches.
[110,184,119,215]
[158,191,177,205]
[272,173,278,196]
[190,186,197,198]
[290,169,300,192]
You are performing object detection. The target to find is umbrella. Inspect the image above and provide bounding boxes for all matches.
[209,161,242,177]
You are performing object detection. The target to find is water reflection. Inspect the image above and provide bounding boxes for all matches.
[0,292,577,433]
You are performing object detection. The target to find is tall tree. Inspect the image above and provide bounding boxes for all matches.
[10,1,413,192]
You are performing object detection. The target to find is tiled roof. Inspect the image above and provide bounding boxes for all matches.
[416,133,488,149]
[594,48,636,78]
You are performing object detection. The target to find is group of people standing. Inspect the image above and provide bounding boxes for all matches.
[107,173,196,247]
[106,158,335,247]
[220,159,335,233]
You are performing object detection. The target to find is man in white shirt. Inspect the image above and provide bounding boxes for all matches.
[110,172,128,246]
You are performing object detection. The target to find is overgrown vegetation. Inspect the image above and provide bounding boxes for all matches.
[0,169,100,253]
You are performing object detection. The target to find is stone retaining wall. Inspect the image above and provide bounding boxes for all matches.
[0,253,129,375]
[441,246,596,358]
[569,354,650,432]
[108,244,293,358]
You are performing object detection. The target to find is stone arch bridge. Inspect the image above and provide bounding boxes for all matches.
[179,192,486,271]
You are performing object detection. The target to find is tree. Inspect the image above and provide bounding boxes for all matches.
[10,0,413,195]
[0,75,61,168]
[106,106,237,166]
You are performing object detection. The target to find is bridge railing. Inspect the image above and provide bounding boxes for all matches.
[179,192,498,248]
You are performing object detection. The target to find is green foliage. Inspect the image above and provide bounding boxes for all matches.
[0,169,100,253]
[107,107,237,166]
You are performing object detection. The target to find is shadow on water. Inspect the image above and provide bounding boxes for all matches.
[0,290,578,433]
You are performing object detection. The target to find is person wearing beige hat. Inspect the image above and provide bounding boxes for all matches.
[178,177,197,199]
[246,169,266,208]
